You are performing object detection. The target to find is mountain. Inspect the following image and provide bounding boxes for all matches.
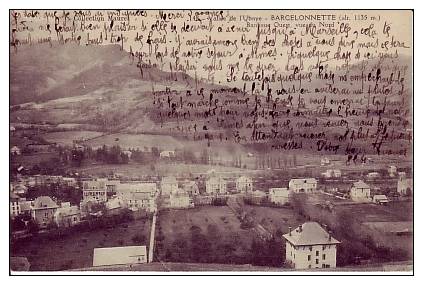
[10,42,201,105]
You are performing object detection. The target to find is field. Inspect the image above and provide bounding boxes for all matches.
[11,152,59,166]
[42,131,103,146]
[157,206,256,261]
[11,218,151,271]
[335,201,413,223]
[242,205,305,235]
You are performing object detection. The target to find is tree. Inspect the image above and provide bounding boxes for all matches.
[291,194,308,217]
[151,147,159,158]
[200,149,209,165]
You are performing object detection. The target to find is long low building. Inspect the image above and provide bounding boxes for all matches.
[93,246,148,267]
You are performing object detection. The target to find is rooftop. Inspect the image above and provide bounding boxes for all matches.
[352,180,370,189]
[33,196,59,210]
[283,222,340,246]
[289,178,317,185]
[93,246,147,267]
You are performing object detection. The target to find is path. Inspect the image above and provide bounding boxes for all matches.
[148,213,157,263]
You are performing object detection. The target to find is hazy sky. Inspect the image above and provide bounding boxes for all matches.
[11,10,413,86]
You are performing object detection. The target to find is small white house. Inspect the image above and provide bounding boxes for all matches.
[160,150,175,158]
[397,174,412,196]
[54,202,81,227]
[289,178,317,193]
[283,222,340,269]
[10,146,21,156]
[367,172,380,180]
[182,181,199,197]
[10,193,21,217]
[118,183,157,212]
[206,176,227,195]
[321,157,330,166]
[388,165,397,177]
[322,169,341,178]
[350,181,371,202]
[235,176,253,193]
[269,188,289,205]
[82,179,107,204]
[161,176,178,195]
[93,246,147,267]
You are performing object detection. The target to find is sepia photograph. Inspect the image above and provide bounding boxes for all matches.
[8,8,413,275]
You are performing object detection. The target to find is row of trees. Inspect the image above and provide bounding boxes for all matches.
[154,220,285,267]
[24,183,83,205]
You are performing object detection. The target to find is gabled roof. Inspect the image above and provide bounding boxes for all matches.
[352,180,370,189]
[83,180,106,190]
[269,188,289,197]
[118,182,157,193]
[206,176,226,182]
[33,196,58,210]
[10,192,20,201]
[283,222,340,246]
[289,178,317,185]
[161,176,177,183]
[237,176,252,182]
[373,194,388,201]
[54,205,80,217]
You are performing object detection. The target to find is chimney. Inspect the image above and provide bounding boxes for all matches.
[328,230,332,241]
[289,226,292,236]
[299,225,302,232]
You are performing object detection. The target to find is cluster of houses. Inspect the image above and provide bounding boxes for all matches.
[10,193,80,229]
[349,170,413,204]
[10,163,413,231]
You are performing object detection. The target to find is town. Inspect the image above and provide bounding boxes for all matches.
[10,142,413,271]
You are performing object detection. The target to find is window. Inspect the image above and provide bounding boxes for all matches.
[323,254,326,260]
[316,259,319,264]
[323,246,326,250]
[309,246,312,251]
[308,255,311,261]
[316,250,319,256]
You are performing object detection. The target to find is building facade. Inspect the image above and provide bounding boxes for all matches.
[289,178,317,193]
[118,182,157,212]
[397,173,413,196]
[31,196,59,228]
[206,176,227,194]
[269,188,290,205]
[283,222,340,269]
[350,181,371,202]
[10,193,21,217]
[182,181,199,197]
[54,202,81,227]
[235,176,253,193]
[161,176,178,195]
[82,179,107,203]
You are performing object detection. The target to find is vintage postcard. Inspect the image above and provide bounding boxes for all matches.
[9,9,413,274]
